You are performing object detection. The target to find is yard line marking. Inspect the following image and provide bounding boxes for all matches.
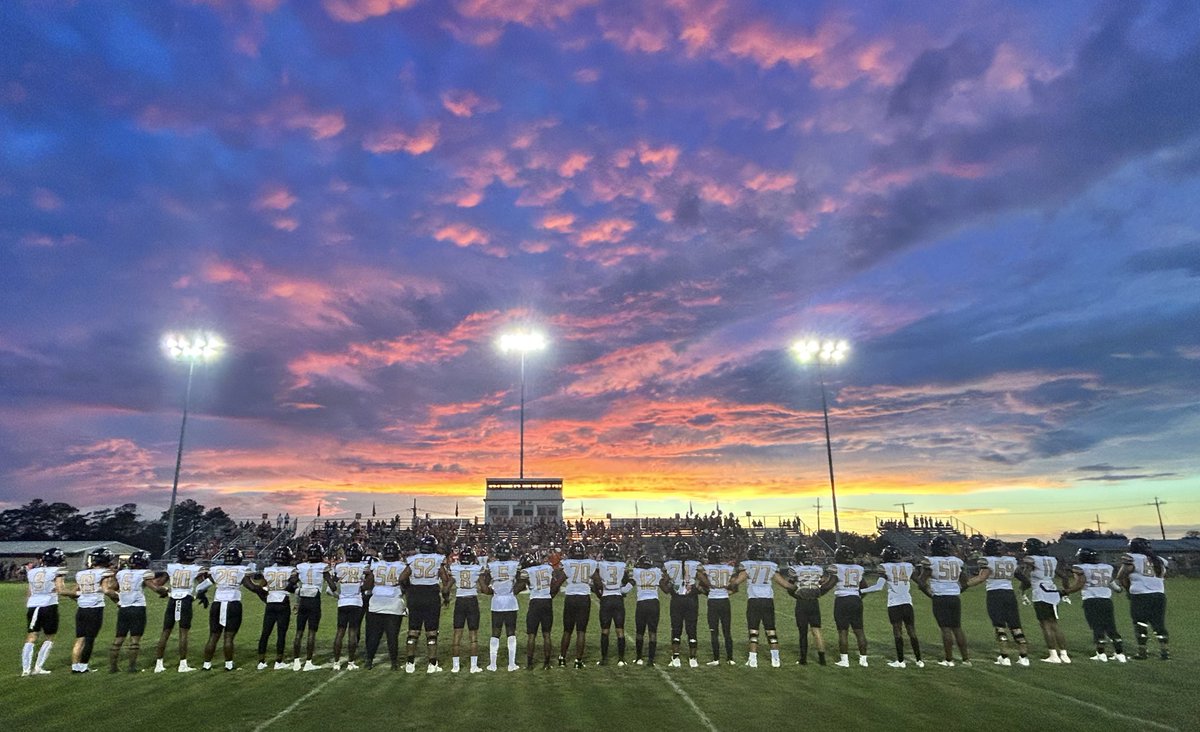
[655,666,720,732]
[253,670,346,732]
[980,667,1178,732]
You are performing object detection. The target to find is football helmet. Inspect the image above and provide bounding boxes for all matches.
[88,547,115,568]
[493,540,513,561]
[929,535,953,557]
[705,544,723,563]
[1128,537,1152,555]
[519,553,538,570]
[222,547,244,565]
[833,545,854,564]
[381,540,401,562]
[602,542,621,561]
[177,543,198,563]
[1075,547,1099,564]
[418,534,438,554]
[672,541,693,560]
[746,543,765,561]
[305,543,325,562]
[41,547,65,567]
[983,538,1006,557]
[459,546,477,565]
[273,546,295,565]
[345,543,365,562]
[880,545,902,563]
[567,541,587,559]
[635,554,654,569]
[1022,537,1046,556]
[129,550,151,569]
[792,545,812,564]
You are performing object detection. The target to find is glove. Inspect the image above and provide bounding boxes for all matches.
[1020,592,1031,606]
[197,590,210,609]
[1061,595,1072,605]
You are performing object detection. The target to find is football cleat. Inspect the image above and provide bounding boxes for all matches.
[292,659,301,671]
[960,660,972,667]
[31,668,51,675]
[706,660,720,666]
[1016,657,1030,667]
[257,662,269,670]
[302,661,321,671]
[427,663,442,674]
[1114,654,1127,663]
[486,664,497,672]
[727,659,735,666]
[995,656,1011,666]
[405,662,416,673]
[470,666,482,674]
[938,660,955,667]
[771,657,780,668]
[688,658,698,668]
[834,658,850,667]
[669,657,681,668]
[345,662,359,670]
[178,662,195,673]
[914,660,925,668]
[616,660,626,667]
[746,656,758,668]
[859,656,869,667]
[1090,653,1107,662]
[1041,655,1061,664]
[274,661,288,670]
[332,661,342,670]
[1059,652,1071,664]
[635,659,644,666]
[574,659,584,669]
[507,663,520,672]
[888,660,906,668]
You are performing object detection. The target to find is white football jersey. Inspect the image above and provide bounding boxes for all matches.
[450,563,483,598]
[368,559,407,615]
[739,560,778,600]
[879,561,914,607]
[26,566,66,608]
[828,563,864,597]
[788,563,824,593]
[116,569,156,607]
[1024,555,1061,604]
[210,565,248,603]
[486,560,520,612]
[261,565,295,603]
[980,555,1019,592]
[596,560,628,597]
[166,563,205,600]
[295,561,327,598]
[663,560,701,595]
[407,553,445,586]
[524,564,555,600]
[561,558,598,596]
[923,556,963,597]
[1073,562,1114,600]
[75,568,113,609]
[702,563,734,600]
[1123,553,1166,594]
[631,567,663,602]
[334,561,368,606]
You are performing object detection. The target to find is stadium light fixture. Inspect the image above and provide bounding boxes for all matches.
[791,338,850,548]
[498,329,546,479]
[161,332,223,558]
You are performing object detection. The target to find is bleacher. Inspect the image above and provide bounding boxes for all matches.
[876,514,987,558]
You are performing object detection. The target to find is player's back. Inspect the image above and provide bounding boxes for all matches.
[981,556,1018,591]
[879,561,914,605]
[487,560,520,611]
[261,565,294,603]
[740,559,778,599]
[210,564,248,602]
[407,553,445,586]
[703,563,733,599]
[1123,553,1166,594]
[1074,562,1114,600]
[829,563,864,597]
[115,568,153,607]
[561,558,598,595]
[663,559,700,594]
[450,563,483,597]
[26,566,65,607]
[631,567,662,601]
[294,561,326,597]
[923,556,963,596]
[525,563,555,600]
[334,561,367,605]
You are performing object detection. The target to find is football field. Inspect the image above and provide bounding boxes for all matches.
[2,581,1194,732]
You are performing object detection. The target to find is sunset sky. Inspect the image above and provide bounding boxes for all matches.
[2,0,1198,540]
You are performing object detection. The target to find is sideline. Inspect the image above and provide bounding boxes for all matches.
[252,670,347,732]
[654,666,720,732]
[979,667,1178,732]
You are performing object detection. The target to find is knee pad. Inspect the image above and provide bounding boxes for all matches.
[1011,629,1026,643]
[1156,633,1169,643]
[749,629,759,644]
[994,628,1009,643]
[672,636,681,644]
[687,638,697,647]
[766,630,778,644]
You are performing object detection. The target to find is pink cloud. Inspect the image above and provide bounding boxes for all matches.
[744,169,798,192]
[323,0,421,22]
[272,217,299,231]
[538,212,575,232]
[637,142,680,174]
[255,185,297,211]
[441,89,498,117]
[453,0,597,27]
[201,259,253,285]
[727,20,826,68]
[558,151,592,177]
[32,188,63,211]
[573,68,601,83]
[285,110,346,139]
[575,218,635,246]
[433,222,491,248]
[565,342,678,397]
[363,124,439,155]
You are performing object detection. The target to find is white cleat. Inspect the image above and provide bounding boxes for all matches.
[257,662,269,670]
[427,663,442,674]
[914,660,925,668]
[1114,653,1127,663]
[345,662,359,670]
[706,660,721,666]
[859,656,869,668]
[470,666,483,674]
[1059,652,1071,664]
[1090,653,1107,662]
[21,671,30,677]
[274,661,289,670]
[635,659,644,666]
[32,668,52,675]
[1041,655,1062,664]
[507,663,520,672]
[688,658,698,668]
[747,657,758,668]
[1017,657,1030,667]
[668,657,682,668]
[154,666,166,674]
[302,661,322,671]
[332,661,342,671]
[834,659,851,668]
[888,660,906,668]
[178,663,195,673]
[727,659,736,666]
[617,660,626,667]
[486,664,497,672]
[995,657,1011,666]
[405,662,416,673]
[451,666,460,674]
[938,660,955,667]
[771,658,781,668]
[292,659,302,671]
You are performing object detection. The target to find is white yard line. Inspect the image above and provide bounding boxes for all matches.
[253,670,346,732]
[980,667,1178,732]
[655,666,720,732]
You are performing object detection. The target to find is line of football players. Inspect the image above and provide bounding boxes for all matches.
[19,534,1170,675]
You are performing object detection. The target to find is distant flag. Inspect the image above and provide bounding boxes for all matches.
[580,501,585,517]
[455,502,459,517]
[372,502,376,517]
[635,501,639,518]
[689,501,693,516]
[317,501,321,517]
[716,500,721,513]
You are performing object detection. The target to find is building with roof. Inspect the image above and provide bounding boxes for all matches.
[483,477,564,525]
[0,540,148,573]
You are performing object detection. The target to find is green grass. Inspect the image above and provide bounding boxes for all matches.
[1,581,1194,731]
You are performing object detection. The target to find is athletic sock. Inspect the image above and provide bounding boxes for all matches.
[489,637,499,667]
[22,642,34,674]
[452,657,460,671]
[35,641,53,671]
[506,635,517,664]
[770,649,780,664]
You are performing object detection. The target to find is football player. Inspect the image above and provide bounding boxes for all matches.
[519,552,565,669]
[558,541,598,668]
[965,538,1029,666]
[22,547,67,676]
[785,545,827,666]
[630,555,663,665]
[821,545,870,667]
[201,547,257,671]
[728,543,793,668]
[255,546,298,670]
[400,534,447,673]
[1117,537,1168,660]
[447,546,484,673]
[110,551,166,673]
[292,543,327,671]
[481,540,521,671]
[69,547,117,673]
[914,536,969,667]
[327,542,372,670]
[662,541,701,668]
[877,546,922,668]
[700,544,735,666]
[1066,547,1125,662]
[153,542,208,673]
[364,540,406,670]
[595,541,631,666]
[1017,538,1070,664]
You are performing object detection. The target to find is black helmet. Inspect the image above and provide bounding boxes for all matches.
[672,541,692,560]
[567,541,587,559]
[705,544,723,563]
[929,535,953,557]
[635,554,653,569]
[345,543,365,562]
[602,542,621,561]
[983,538,1005,557]
[129,551,151,569]
[792,545,812,564]
[1023,537,1046,556]
[1076,547,1099,564]
[519,553,537,570]
[418,535,438,554]
[89,547,115,568]
[41,547,65,567]
[1128,537,1152,555]
[834,545,854,564]
[746,543,765,561]
[305,543,325,562]
[459,546,477,565]
[493,541,513,561]
[222,547,244,565]
[381,541,401,561]
[177,543,198,563]
[273,546,295,565]
[880,545,901,563]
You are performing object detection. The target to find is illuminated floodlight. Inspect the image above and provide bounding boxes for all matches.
[163,332,224,363]
[498,330,547,354]
[792,338,848,364]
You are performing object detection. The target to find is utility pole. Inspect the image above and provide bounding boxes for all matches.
[895,502,912,524]
[1149,497,1167,540]
[1093,514,1106,533]
[813,497,821,535]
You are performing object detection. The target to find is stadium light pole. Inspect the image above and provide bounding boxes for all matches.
[792,338,849,549]
[499,330,546,479]
[162,332,223,558]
